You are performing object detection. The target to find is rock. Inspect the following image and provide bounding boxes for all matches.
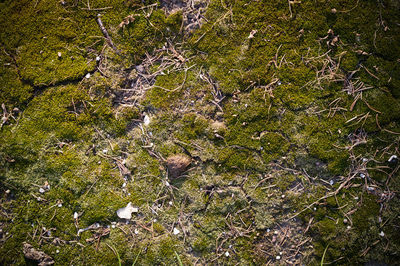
[23,242,54,266]
[166,154,191,178]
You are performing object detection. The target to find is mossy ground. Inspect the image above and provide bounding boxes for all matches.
[1,0,400,265]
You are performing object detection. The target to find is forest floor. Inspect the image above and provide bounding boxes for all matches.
[1,0,400,265]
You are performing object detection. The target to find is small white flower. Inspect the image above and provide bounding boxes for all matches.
[379,231,385,237]
[56,249,60,253]
[85,73,91,79]
[57,52,62,58]
[169,201,173,206]
[96,56,101,61]
[225,251,230,257]
[73,212,79,219]
[39,188,45,194]
[276,255,281,260]
[57,203,62,208]
[134,229,139,234]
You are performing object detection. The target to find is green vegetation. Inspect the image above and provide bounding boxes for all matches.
[1,0,400,265]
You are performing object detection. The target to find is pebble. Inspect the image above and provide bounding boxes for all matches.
[276,255,281,260]
[173,227,180,235]
[143,115,150,126]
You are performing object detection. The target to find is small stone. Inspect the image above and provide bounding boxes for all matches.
[276,255,281,260]
[143,115,150,126]
[173,227,180,235]
[167,154,191,178]
[331,8,337,14]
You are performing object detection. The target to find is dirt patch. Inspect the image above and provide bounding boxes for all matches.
[160,0,209,33]
[23,242,54,266]
[167,154,191,178]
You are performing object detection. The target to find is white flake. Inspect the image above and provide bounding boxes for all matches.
[116,202,137,219]
[143,115,150,126]
[388,155,398,162]
[173,227,180,235]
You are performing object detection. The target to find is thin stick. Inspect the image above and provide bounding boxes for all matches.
[96,14,120,54]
